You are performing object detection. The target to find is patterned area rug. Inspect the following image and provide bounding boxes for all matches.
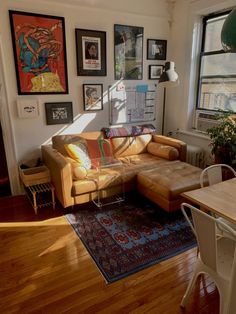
[65,193,196,283]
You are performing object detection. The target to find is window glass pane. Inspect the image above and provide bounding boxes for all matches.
[196,11,236,116]
[204,14,227,52]
[200,53,236,76]
[199,77,236,111]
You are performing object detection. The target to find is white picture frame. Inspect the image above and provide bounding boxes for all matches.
[17,98,39,118]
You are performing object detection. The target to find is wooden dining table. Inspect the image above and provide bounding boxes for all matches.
[182,177,236,224]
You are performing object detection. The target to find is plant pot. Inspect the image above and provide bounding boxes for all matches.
[214,147,232,165]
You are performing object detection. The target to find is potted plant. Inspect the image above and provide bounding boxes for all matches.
[207,112,236,165]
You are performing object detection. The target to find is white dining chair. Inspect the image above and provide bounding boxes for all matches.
[200,163,236,239]
[181,203,236,314]
[200,163,236,188]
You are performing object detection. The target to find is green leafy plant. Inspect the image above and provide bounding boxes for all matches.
[207,112,236,165]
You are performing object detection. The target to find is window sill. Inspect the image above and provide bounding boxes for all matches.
[177,129,210,140]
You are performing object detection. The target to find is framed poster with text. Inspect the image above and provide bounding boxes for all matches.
[75,28,107,76]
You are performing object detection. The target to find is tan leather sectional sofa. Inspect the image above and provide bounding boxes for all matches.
[42,131,202,212]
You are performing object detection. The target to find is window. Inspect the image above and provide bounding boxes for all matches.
[197,11,236,112]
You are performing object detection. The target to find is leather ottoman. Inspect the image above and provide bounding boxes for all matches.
[137,161,202,212]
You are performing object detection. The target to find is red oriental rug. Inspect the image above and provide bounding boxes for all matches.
[65,193,196,283]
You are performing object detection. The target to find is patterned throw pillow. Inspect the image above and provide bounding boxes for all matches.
[101,126,133,138]
[86,139,113,167]
[64,141,91,169]
[101,124,156,139]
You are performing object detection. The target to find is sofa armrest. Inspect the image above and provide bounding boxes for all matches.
[41,145,74,208]
[152,135,187,162]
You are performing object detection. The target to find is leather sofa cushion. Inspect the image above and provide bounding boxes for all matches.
[118,153,166,165]
[72,168,123,195]
[147,142,179,160]
[118,154,174,182]
[137,161,202,201]
[152,134,187,162]
[111,134,152,158]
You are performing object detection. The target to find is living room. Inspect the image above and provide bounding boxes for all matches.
[0,0,236,312]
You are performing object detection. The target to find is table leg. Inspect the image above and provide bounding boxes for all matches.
[32,191,37,215]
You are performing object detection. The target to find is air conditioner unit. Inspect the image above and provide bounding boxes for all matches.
[195,110,220,133]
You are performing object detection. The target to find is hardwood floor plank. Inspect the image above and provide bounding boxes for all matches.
[0,196,219,313]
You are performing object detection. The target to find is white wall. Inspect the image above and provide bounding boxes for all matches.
[0,0,170,168]
[3,0,235,194]
[166,0,235,136]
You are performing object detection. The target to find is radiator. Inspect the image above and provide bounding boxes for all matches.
[186,145,206,169]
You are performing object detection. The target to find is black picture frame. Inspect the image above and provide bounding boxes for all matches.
[147,39,167,60]
[75,29,106,76]
[9,10,69,95]
[114,24,144,80]
[83,84,103,111]
[45,102,73,125]
[149,65,164,80]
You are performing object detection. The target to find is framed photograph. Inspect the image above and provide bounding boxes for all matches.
[149,65,164,80]
[83,84,103,111]
[45,102,73,125]
[17,98,39,118]
[147,39,167,60]
[75,29,106,76]
[114,24,143,80]
[9,10,69,95]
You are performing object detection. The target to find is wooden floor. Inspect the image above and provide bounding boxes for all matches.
[0,195,219,314]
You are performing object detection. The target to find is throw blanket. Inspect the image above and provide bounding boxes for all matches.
[101,124,156,139]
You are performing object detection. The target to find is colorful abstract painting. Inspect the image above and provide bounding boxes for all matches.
[9,10,68,94]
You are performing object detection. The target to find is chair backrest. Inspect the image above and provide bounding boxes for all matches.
[200,163,236,188]
[181,203,236,272]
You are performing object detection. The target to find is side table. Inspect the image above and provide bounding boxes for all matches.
[19,165,55,214]
[88,157,125,208]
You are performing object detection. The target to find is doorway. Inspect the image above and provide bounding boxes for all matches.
[0,35,21,196]
[0,122,11,196]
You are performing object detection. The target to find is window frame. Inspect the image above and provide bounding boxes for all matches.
[196,10,234,113]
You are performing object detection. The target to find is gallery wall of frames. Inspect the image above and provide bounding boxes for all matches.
[1,0,169,164]
[9,9,167,125]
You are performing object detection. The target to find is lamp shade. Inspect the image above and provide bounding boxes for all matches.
[221,7,236,52]
[159,61,179,87]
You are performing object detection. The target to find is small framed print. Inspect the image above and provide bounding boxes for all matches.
[17,98,39,118]
[45,102,73,125]
[147,39,167,60]
[83,84,103,111]
[149,65,164,80]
